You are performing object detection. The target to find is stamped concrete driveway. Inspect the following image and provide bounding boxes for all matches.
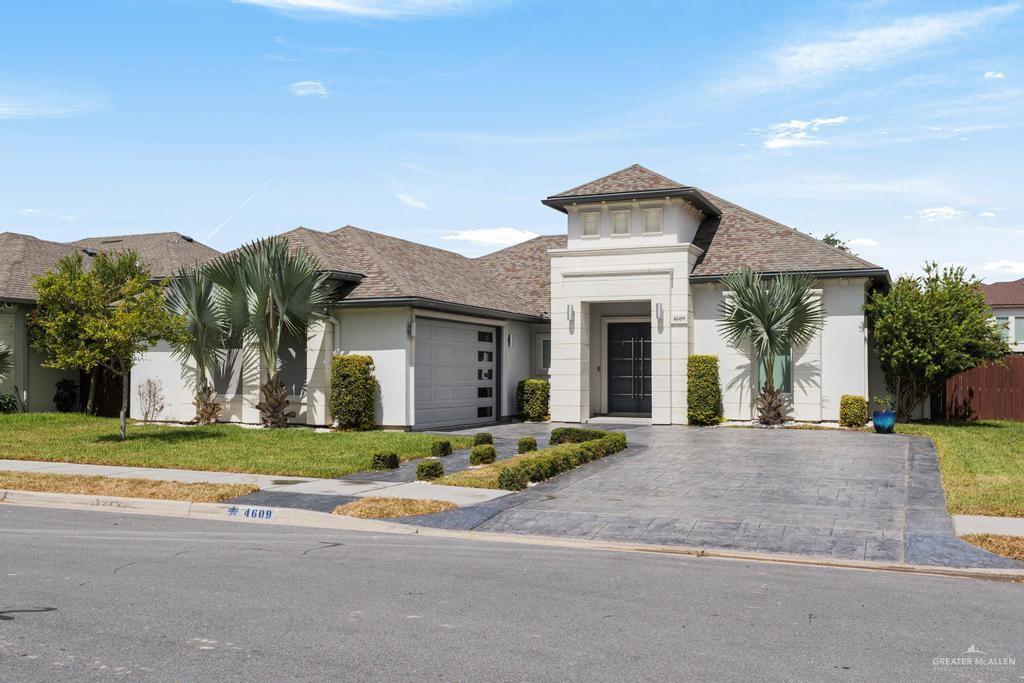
[416,423,1019,569]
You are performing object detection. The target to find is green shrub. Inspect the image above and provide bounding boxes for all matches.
[497,465,530,491]
[0,394,19,414]
[516,379,550,421]
[416,460,444,481]
[431,440,452,457]
[473,432,493,446]
[517,432,626,484]
[688,354,724,426]
[470,444,497,465]
[840,395,869,428]
[370,452,399,470]
[517,436,537,454]
[329,355,379,431]
[549,427,608,445]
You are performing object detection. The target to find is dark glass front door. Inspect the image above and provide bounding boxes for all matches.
[607,322,652,415]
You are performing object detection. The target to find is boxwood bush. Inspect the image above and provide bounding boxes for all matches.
[497,431,627,490]
[517,436,537,454]
[840,395,869,428]
[516,379,550,421]
[549,427,608,445]
[473,432,493,446]
[470,444,497,465]
[416,460,444,481]
[497,465,530,491]
[431,440,452,457]
[329,355,379,431]
[688,354,724,426]
[370,452,399,470]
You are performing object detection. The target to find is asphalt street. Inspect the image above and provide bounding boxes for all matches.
[1,505,1021,681]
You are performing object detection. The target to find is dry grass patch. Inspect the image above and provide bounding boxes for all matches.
[961,534,1024,562]
[438,453,533,489]
[333,496,457,519]
[0,471,257,502]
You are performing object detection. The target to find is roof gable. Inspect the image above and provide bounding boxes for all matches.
[550,164,687,198]
[982,278,1024,307]
[0,233,87,303]
[70,232,220,277]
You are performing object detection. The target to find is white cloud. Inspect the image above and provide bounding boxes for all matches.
[0,96,101,119]
[763,116,849,149]
[19,208,78,222]
[916,206,966,221]
[396,193,427,210]
[848,238,879,248]
[725,3,1020,92]
[980,210,997,217]
[59,215,78,222]
[263,53,298,62]
[442,227,539,246]
[288,80,329,97]
[236,0,496,19]
[983,260,1024,275]
[984,71,1007,79]
[19,208,42,215]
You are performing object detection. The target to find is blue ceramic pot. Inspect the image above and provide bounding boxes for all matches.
[872,410,896,434]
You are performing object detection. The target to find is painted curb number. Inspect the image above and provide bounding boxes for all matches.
[227,506,273,520]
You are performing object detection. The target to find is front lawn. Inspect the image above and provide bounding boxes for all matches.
[898,421,1024,517]
[0,413,472,479]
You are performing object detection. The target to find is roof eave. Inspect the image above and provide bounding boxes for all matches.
[689,267,891,285]
[542,188,721,218]
[333,296,547,323]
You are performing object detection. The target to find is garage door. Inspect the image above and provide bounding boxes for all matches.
[414,319,498,429]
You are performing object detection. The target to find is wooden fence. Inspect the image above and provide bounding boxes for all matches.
[942,355,1024,421]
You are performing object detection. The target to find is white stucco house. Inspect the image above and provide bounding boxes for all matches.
[4,164,891,429]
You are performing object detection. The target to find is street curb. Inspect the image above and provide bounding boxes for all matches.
[4,489,1024,582]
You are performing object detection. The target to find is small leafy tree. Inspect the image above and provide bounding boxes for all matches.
[165,265,226,424]
[865,262,1009,422]
[718,269,826,425]
[816,232,854,254]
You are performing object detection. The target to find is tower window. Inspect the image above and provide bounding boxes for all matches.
[581,212,600,237]
[642,208,663,234]
[611,210,630,235]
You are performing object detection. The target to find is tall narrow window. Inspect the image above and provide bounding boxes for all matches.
[995,316,1010,342]
[758,352,792,393]
[641,207,663,234]
[1015,317,1024,344]
[581,212,600,237]
[611,210,630,235]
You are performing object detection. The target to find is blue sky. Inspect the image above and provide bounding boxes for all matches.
[2,0,1022,281]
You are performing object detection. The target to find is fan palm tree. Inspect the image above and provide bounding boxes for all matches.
[205,237,333,428]
[165,264,226,425]
[718,269,826,425]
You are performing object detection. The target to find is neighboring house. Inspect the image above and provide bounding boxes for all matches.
[0,231,219,411]
[981,278,1024,353]
[137,164,889,429]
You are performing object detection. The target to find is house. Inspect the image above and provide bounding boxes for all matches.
[0,231,219,411]
[135,164,889,429]
[982,278,1024,353]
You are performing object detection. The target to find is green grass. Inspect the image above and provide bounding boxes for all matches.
[898,421,1024,517]
[0,413,472,479]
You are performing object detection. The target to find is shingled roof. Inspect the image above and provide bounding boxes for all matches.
[551,164,687,197]
[981,278,1024,307]
[0,233,86,303]
[70,232,220,277]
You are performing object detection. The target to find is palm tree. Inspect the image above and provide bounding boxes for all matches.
[205,237,333,428]
[165,264,225,425]
[718,269,826,425]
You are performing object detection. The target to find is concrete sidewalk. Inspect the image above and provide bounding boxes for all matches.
[0,459,507,508]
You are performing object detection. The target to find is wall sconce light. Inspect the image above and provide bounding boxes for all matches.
[408,321,416,338]
[566,304,575,323]
[507,333,513,347]
[655,303,664,321]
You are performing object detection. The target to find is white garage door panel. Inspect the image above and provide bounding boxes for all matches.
[414,318,497,429]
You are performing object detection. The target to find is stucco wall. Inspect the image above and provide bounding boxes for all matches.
[692,278,872,422]
[565,197,704,250]
[336,307,412,427]
[0,305,77,411]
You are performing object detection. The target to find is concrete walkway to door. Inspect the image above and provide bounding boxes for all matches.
[411,423,1021,569]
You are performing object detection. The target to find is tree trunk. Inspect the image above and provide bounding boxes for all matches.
[119,367,129,441]
[87,366,100,415]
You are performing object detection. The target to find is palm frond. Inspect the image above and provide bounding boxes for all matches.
[0,340,12,386]
[165,264,225,390]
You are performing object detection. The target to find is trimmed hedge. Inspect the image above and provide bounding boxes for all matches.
[516,379,550,421]
[416,460,444,481]
[517,436,537,454]
[840,395,869,428]
[496,431,627,491]
[371,452,399,470]
[470,444,497,465]
[473,432,493,446]
[329,355,379,431]
[549,427,609,445]
[688,354,724,426]
[431,440,452,458]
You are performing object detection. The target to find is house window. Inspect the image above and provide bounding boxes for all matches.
[641,207,663,234]
[758,351,792,393]
[611,210,630,236]
[581,212,600,237]
[995,317,1010,342]
[535,335,551,374]
[1015,317,1024,344]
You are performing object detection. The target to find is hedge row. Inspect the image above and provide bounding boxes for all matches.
[329,355,379,431]
[496,432,628,491]
[549,427,610,445]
